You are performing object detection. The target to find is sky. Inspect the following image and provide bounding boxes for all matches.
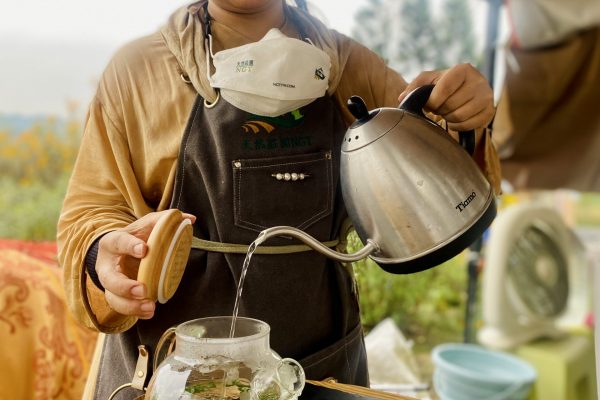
[0,0,490,118]
[0,0,368,118]
[0,1,365,47]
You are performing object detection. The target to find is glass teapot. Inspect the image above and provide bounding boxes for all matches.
[145,316,305,400]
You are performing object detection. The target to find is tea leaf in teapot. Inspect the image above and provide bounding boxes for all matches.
[232,378,251,393]
[186,326,207,338]
[186,381,217,394]
[257,382,281,400]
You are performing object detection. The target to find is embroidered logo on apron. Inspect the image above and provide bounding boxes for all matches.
[241,109,309,150]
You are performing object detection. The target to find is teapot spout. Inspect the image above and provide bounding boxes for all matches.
[258,226,378,263]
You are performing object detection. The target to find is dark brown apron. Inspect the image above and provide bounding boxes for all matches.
[95,95,368,399]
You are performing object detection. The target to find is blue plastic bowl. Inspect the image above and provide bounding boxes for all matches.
[432,343,537,400]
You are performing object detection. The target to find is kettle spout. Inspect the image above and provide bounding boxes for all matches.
[257,226,379,263]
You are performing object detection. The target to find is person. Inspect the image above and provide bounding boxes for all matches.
[57,0,501,398]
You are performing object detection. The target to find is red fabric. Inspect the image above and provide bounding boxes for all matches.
[0,239,58,264]
[0,241,97,399]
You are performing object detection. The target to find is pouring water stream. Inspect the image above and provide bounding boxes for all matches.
[228,227,378,338]
[228,238,263,338]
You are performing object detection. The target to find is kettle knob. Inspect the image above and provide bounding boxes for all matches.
[347,96,371,121]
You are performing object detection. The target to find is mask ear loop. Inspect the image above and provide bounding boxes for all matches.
[202,1,220,109]
[203,36,220,109]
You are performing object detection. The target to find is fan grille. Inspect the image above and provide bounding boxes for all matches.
[507,224,569,318]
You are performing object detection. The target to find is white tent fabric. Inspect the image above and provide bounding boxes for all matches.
[365,318,422,386]
[509,0,600,49]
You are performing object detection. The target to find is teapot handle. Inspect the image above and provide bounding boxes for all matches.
[153,326,177,372]
[399,84,476,155]
[254,352,306,400]
[277,357,306,399]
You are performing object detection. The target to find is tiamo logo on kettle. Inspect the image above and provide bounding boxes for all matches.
[456,191,477,212]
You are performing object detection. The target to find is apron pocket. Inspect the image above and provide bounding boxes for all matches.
[299,322,368,386]
[232,151,334,233]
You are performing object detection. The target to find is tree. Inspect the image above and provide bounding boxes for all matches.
[438,0,478,69]
[352,0,478,80]
[352,0,390,61]
[394,0,442,75]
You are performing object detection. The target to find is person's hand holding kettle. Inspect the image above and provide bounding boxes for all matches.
[398,63,495,133]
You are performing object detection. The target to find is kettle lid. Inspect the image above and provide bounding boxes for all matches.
[342,96,404,152]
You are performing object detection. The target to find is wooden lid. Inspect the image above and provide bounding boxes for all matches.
[137,209,193,303]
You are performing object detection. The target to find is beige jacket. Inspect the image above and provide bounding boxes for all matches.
[58,1,501,333]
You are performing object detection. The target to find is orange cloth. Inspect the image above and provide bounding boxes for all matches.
[0,241,97,399]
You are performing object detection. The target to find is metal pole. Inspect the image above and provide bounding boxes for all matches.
[464,237,483,343]
[464,0,503,344]
[482,0,503,84]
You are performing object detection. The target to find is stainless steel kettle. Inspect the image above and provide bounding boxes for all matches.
[259,85,497,273]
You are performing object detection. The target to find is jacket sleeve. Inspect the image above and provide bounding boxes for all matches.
[333,36,502,195]
[57,93,143,333]
[58,31,197,333]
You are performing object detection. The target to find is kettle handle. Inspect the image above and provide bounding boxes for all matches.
[398,84,433,118]
[399,84,476,155]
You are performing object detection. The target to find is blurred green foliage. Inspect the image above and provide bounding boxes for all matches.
[0,174,70,240]
[575,193,600,226]
[0,115,81,241]
[349,232,467,347]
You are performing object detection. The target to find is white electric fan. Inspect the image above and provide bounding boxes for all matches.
[478,202,589,350]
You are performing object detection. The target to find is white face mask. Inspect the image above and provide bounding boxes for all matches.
[206,28,331,117]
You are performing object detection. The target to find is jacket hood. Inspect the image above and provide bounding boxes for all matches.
[159,0,350,102]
